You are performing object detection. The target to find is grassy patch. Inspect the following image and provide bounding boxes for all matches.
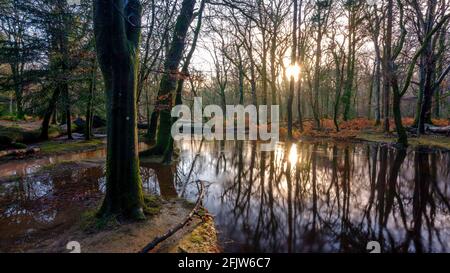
[79,194,162,233]
[79,209,120,234]
[357,132,450,151]
[10,142,27,149]
[175,211,220,253]
[357,132,396,144]
[0,124,60,145]
[408,136,450,150]
[181,198,196,210]
[39,139,104,154]
[143,194,163,216]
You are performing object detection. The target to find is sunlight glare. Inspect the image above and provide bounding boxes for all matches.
[288,144,298,165]
[286,64,301,81]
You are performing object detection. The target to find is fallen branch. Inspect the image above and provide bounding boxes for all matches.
[424,124,450,134]
[139,180,205,253]
[406,124,450,136]
[0,147,40,158]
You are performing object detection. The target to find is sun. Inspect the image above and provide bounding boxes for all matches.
[286,64,301,81]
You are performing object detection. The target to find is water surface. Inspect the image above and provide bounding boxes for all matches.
[1,140,450,253]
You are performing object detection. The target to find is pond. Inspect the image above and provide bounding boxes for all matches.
[1,140,450,253]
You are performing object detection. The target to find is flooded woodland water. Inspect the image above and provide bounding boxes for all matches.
[1,140,450,253]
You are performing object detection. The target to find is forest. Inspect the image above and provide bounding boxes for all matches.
[0,0,450,254]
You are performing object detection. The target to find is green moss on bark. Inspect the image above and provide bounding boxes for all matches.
[94,0,145,220]
[142,0,196,162]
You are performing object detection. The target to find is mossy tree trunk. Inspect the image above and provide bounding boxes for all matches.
[142,0,196,160]
[94,0,145,220]
[175,0,205,106]
[160,0,205,163]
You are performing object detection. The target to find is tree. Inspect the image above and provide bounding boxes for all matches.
[386,0,450,146]
[364,2,382,125]
[142,0,197,162]
[25,0,93,140]
[94,0,145,220]
[296,0,305,131]
[330,32,346,132]
[311,0,332,129]
[287,0,298,139]
[85,57,97,140]
[413,0,450,133]
[342,0,362,121]
[0,0,29,119]
[382,0,393,133]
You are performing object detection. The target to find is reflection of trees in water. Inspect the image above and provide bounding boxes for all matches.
[175,140,450,252]
[140,163,177,198]
[0,165,104,249]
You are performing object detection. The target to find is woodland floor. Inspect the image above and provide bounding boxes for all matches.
[281,117,450,151]
[27,198,219,253]
[2,117,450,160]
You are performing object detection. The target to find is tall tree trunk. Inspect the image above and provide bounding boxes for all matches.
[51,108,57,125]
[392,81,408,146]
[382,0,393,133]
[368,61,375,120]
[312,23,323,129]
[374,44,382,125]
[296,0,304,132]
[57,0,73,140]
[62,83,72,139]
[342,5,356,121]
[146,111,159,143]
[415,0,438,131]
[142,0,196,160]
[40,86,61,140]
[13,80,24,119]
[287,0,298,139]
[332,47,346,132]
[434,15,448,118]
[94,0,145,220]
[238,62,244,105]
[270,31,278,106]
[85,58,97,140]
[175,0,205,106]
[258,1,268,107]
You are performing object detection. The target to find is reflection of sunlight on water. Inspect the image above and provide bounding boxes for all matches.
[274,143,285,163]
[289,144,298,165]
[169,140,450,253]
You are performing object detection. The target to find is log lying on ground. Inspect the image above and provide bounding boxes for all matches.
[424,124,450,134]
[139,180,205,253]
[406,124,450,135]
[0,147,40,158]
